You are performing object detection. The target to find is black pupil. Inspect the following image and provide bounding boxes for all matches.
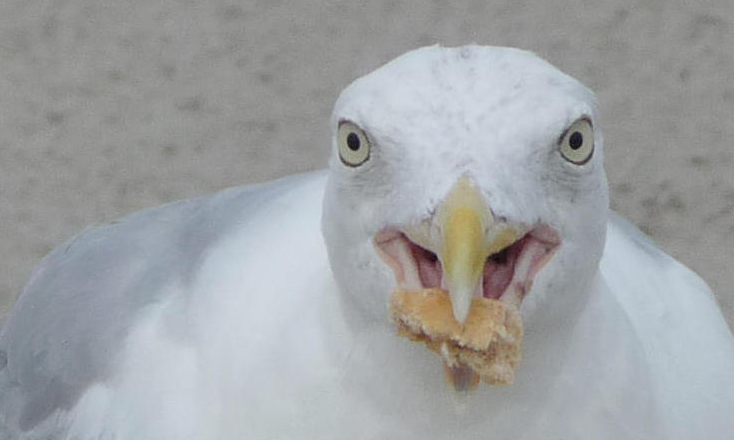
[569,131,583,150]
[346,132,360,151]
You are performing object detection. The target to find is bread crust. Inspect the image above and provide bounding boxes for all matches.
[389,289,523,387]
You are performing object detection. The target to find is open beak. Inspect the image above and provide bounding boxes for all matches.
[375,177,560,325]
[375,177,561,392]
[438,178,521,324]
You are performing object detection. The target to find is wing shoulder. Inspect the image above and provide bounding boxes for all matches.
[0,171,326,434]
[600,212,734,436]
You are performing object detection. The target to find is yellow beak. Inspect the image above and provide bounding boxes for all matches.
[439,178,521,324]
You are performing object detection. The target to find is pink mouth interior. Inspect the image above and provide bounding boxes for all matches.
[406,241,443,289]
[375,225,560,302]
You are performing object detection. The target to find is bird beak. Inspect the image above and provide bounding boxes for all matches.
[377,177,560,391]
[438,178,521,324]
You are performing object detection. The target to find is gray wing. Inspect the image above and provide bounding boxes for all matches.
[601,212,734,436]
[0,171,322,436]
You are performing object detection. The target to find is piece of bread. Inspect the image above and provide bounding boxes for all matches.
[389,288,523,388]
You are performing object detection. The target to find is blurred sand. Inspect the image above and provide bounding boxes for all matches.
[0,0,732,329]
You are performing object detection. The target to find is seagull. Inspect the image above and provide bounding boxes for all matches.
[1,45,733,439]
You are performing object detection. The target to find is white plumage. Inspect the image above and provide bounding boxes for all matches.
[1,45,732,439]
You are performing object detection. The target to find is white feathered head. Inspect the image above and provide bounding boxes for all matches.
[322,45,608,386]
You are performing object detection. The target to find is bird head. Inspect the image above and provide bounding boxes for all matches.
[322,45,608,389]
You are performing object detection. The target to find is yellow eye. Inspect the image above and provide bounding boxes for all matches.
[337,121,371,167]
[559,118,594,165]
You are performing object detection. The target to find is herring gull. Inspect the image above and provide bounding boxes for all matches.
[1,45,733,439]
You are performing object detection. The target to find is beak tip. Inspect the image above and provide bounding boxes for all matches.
[450,289,473,325]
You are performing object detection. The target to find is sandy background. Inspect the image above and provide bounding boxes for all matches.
[0,0,732,329]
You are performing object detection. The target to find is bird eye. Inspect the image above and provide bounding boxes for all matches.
[559,118,594,165]
[337,120,371,167]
